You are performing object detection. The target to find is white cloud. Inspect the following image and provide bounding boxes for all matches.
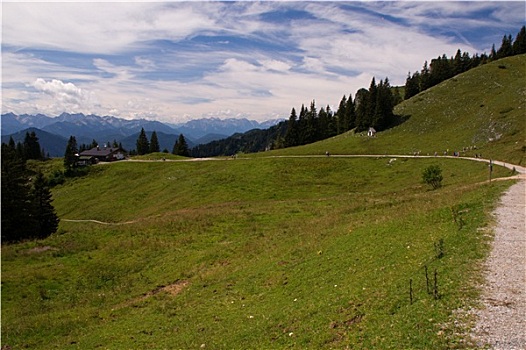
[1,2,218,54]
[258,59,292,73]
[2,2,524,123]
[29,78,99,115]
[32,79,83,101]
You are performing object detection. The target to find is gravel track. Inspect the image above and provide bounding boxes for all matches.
[469,177,525,349]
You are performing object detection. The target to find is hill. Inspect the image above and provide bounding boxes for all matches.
[0,127,68,157]
[1,56,524,349]
[265,54,525,166]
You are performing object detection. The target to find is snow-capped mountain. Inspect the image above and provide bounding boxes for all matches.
[170,117,283,140]
[1,113,284,156]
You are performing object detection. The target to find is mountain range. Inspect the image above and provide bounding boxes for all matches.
[0,113,283,157]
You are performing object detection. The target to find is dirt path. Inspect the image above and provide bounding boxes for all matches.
[469,178,525,349]
[61,219,138,225]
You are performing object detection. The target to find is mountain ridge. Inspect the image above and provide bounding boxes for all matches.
[1,113,283,156]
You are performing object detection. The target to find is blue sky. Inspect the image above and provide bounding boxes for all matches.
[2,1,525,123]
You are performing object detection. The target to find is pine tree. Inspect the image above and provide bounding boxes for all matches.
[318,106,329,140]
[336,95,348,134]
[367,77,377,124]
[173,134,190,156]
[136,128,150,155]
[297,104,307,145]
[404,72,420,100]
[420,61,432,90]
[1,143,38,242]
[512,26,526,55]
[490,44,497,60]
[372,78,394,131]
[8,136,16,150]
[284,107,299,147]
[303,100,318,144]
[354,88,370,132]
[497,34,513,59]
[31,172,60,239]
[325,105,337,137]
[64,135,78,173]
[149,131,160,153]
[23,131,42,160]
[345,94,356,131]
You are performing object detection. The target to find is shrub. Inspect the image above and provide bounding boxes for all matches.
[422,165,443,189]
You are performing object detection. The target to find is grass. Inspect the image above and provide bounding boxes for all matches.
[259,55,525,166]
[2,55,524,349]
[1,156,516,349]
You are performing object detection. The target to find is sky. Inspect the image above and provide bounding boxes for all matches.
[2,1,525,123]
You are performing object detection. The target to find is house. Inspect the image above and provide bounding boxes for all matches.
[367,127,377,137]
[78,146,126,163]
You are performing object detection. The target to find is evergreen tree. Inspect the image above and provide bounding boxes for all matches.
[325,105,337,137]
[173,134,190,156]
[297,104,307,145]
[512,26,526,55]
[31,172,60,239]
[354,88,370,132]
[64,135,78,173]
[15,141,24,159]
[345,94,356,131]
[149,131,160,153]
[372,78,394,131]
[420,61,432,90]
[490,44,497,60]
[304,100,318,144]
[8,136,16,150]
[1,143,38,242]
[23,131,42,160]
[404,71,420,100]
[336,95,348,134]
[497,34,513,59]
[136,128,150,155]
[318,106,329,140]
[284,107,299,147]
[366,77,378,128]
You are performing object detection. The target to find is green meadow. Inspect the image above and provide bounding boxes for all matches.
[2,55,524,349]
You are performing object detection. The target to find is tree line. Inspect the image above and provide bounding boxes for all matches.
[190,26,526,157]
[7,131,48,161]
[2,135,59,243]
[134,128,190,156]
[404,26,526,99]
[191,76,401,156]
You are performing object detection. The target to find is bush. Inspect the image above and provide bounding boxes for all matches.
[48,170,65,187]
[422,165,443,189]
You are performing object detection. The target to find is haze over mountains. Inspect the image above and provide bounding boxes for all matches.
[0,113,283,156]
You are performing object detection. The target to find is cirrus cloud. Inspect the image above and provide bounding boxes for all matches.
[2,2,524,122]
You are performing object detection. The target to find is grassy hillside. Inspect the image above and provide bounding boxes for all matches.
[2,55,524,349]
[264,54,525,166]
[2,156,516,349]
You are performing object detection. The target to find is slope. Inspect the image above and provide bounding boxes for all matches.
[264,54,525,165]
